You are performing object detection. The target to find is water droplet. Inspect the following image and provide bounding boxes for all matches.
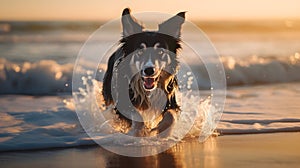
[188,76,194,81]
[295,52,300,59]
[87,70,93,75]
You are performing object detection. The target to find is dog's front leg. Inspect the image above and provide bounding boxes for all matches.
[152,109,178,138]
[127,112,150,137]
[127,121,148,137]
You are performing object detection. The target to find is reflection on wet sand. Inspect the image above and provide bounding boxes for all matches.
[103,146,178,168]
[103,137,219,168]
[167,137,219,168]
[1,133,299,168]
[203,137,219,168]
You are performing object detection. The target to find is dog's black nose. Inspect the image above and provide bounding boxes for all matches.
[143,67,155,76]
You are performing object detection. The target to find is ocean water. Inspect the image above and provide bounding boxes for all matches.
[0,20,300,152]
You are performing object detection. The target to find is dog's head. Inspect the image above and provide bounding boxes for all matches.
[120,8,185,92]
[102,8,185,107]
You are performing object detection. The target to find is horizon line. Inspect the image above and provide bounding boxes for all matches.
[1,17,300,22]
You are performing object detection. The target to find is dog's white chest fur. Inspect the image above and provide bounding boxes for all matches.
[138,89,166,129]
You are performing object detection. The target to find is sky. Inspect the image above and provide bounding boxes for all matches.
[0,0,299,21]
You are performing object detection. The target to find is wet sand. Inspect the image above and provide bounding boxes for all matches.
[0,132,299,168]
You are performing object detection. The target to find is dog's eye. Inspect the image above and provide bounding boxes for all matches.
[158,50,164,55]
[137,50,143,55]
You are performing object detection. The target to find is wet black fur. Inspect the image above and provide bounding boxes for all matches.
[102,8,184,134]
[103,32,181,125]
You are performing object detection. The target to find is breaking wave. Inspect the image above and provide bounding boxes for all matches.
[1,53,300,95]
[0,58,73,95]
[222,53,300,86]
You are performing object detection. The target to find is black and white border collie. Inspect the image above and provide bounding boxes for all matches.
[102,8,185,137]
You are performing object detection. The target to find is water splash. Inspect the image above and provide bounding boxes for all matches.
[72,71,221,146]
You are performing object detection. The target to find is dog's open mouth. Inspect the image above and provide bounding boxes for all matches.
[143,77,157,91]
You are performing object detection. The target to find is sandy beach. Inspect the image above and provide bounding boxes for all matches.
[0,133,299,168]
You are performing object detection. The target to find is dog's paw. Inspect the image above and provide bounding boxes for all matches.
[152,127,173,138]
[127,128,138,136]
[127,126,151,137]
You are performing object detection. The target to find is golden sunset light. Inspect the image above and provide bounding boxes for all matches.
[1,0,299,21]
[1,0,300,167]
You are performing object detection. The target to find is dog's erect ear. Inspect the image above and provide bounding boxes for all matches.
[121,8,143,37]
[159,12,185,38]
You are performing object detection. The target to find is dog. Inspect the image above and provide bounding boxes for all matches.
[102,8,185,137]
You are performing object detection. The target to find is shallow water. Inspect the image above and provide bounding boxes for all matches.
[0,82,299,151]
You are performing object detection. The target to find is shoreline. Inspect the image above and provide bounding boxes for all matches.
[1,130,300,153]
[1,132,299,168]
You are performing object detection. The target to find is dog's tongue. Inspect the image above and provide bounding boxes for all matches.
[144,78,155,89]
